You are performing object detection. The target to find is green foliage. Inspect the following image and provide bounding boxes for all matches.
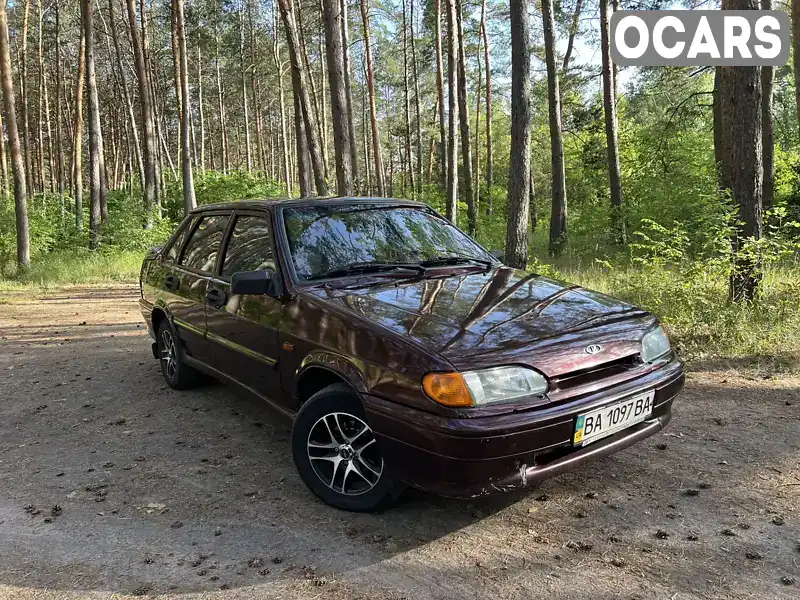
[160,171,285,221]
[551,211,800,365]
[0,172,281,283]
[565,262,800,365]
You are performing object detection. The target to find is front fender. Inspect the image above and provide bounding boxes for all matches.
[297,351,371,395]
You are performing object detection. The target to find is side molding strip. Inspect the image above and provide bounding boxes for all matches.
[206,331,278,367]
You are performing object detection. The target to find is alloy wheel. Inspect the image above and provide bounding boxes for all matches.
[160,328,177,380]
[306,412,383,496]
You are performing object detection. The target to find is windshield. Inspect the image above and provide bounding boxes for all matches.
[282,205,494,281]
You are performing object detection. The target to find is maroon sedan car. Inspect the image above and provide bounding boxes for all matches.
[139,198,684,511]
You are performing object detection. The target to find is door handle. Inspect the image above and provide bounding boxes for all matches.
[206,288,227,309]
[164,275,180,291]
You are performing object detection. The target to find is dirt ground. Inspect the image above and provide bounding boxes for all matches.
[0,285,797,600]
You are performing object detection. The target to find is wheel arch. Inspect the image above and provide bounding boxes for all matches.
[151,306,169,334]
[295,352,369,406]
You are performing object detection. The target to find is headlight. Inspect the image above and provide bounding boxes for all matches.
[641,325,671,363]
[423,366,548,407]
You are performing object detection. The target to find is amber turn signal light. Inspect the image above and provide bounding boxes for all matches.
[422,372,474,407]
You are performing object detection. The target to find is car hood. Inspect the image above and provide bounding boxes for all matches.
[305,267,655,377]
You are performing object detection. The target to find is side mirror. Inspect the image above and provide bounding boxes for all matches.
[490,249,505,263]
[231,270,282,298]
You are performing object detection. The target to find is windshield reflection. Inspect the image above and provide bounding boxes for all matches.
[283,205,492,281]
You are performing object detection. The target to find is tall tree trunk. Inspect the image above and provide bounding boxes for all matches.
[21,0,32,193]
[294,89,312,196]
[542,0,567,256]
[170,1,182,128]
[109,0,145,191]
[278,0,328,196]
[197,42,206,172]
[0,0,30,268]
[82,0,108,248]
[340,0,360,192]
[215,1,229,172]
[318,26,330,178]
[505,0,531,269]
[240,3,252,171]
[794,0,800,140]
[360,0,384,195]
[762,0,774,212]
[455,0,474,234]
[388,134,394,196]
[267,111,275,179]
[445,0,458,222]
[426,97,438,182]
[361,72,371,192]
[410,0,423,191]
[272,7,292,195]
[110,114,120,189]
[322,0,354,195]
[36,0,47,193]
[297,0,324,169]
[562,0,583,72]
[717,0,763,301]
[434,0,447,191]
[73,31,86,230]
[0,100,7,199]
[249,2,266,173]
[55,0,65,207]
[126,0,157,227]
[474,30,481,216]
[401,0,415,196]
[481,0,492,214]
[143,0,163,217]
[599,0,624,245]
[611,0,618,93]
[42,17,54,193]
[175,0,196,214]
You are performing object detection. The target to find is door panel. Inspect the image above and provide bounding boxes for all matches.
[206,289,283,399]
[169,213,230,364]
[206,214,284,402]
[170,272,210,361]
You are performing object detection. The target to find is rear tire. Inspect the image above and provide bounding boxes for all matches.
[291,383,402,511]
[156,319,203,390]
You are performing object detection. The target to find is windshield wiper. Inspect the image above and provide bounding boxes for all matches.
[308,262,426,280]
[420,256,493,269]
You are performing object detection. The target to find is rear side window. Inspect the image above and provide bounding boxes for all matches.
[221,215,275,277]
[179,214,230,273]
[165,217,195,264]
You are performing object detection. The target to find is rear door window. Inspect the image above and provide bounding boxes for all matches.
[220,215,275,278]
[179,214,230,274]
[165,217,195,264]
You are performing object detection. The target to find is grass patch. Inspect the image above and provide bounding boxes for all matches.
[0,250,143,291]
[550,260,800,367]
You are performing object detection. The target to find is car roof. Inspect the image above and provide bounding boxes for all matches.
[189,196,428,214]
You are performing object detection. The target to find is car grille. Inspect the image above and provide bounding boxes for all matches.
[552,354,642,391]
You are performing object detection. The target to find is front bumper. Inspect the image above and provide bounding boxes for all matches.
[364,358,684,498]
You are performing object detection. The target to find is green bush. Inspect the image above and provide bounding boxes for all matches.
[545,210,800,364]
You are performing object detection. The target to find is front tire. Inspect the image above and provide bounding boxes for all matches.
[156,320,203,390]
[291,383,402,511]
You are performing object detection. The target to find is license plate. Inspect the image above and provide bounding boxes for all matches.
[573,390,655,446]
